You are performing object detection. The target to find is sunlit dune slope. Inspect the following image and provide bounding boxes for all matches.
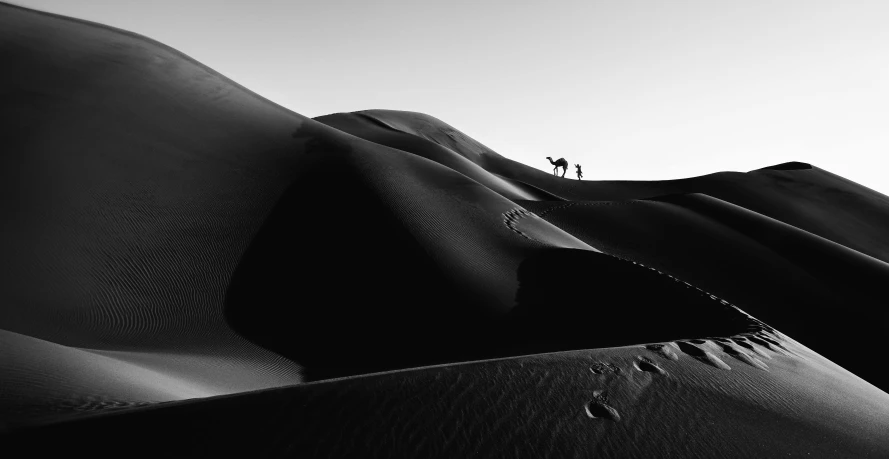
[682,164,889,263]
[314,111,561,201]
[10,336,889,458]
[346,110,889,264]
[0,2,315,422]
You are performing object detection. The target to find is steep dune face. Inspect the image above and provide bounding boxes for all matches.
[4,3,889,456]
[0,2,311,421]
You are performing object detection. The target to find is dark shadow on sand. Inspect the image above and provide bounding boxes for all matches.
[507,249,756,355]
[223,154,492,381]
[227,205,756,381]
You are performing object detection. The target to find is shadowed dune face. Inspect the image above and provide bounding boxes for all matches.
[509,250,755,354]
[519,194,889,389]
[227,235,757,381]
[5,3,889,455]
[225,123,755,381]
[224,160,489,381]
[0,2,313,420]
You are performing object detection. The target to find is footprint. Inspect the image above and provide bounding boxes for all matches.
[586,402,621,422]
[730,338,772,359]
[719,344,768,371]
[757,335,786,349]
[645,343,679,361]
[585,390,620,422]
[634,356,667,375]
[502,208,539,241]
[747,335,793,356]
[590,362,621,375]
[676,341,731,370]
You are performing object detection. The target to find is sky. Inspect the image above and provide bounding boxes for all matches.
[11,0,889,193]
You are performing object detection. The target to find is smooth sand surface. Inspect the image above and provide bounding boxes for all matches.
[0,2,307,425]
[8,336,889,458]
[3,3,889,457]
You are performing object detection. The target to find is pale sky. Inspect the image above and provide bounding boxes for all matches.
[10,0,889,193]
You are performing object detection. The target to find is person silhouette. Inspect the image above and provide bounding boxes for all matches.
[575,164,583,180]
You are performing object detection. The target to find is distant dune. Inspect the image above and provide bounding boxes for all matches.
[3,3,889,457]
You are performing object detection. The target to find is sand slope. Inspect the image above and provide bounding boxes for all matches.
[518,193,889,390]
[4,3,889,456]
[343,110,889,262]
[8,336,889,458]
[0,2,310,423]
[320,108,889,390]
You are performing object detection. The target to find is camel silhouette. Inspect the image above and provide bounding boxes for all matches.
[575,164,583,180]
[546,157,568,177]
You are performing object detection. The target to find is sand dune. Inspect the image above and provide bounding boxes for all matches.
[4,2,889,456]
[519,193,889,390]
[0,2,308,424]
[9,337,889,457]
